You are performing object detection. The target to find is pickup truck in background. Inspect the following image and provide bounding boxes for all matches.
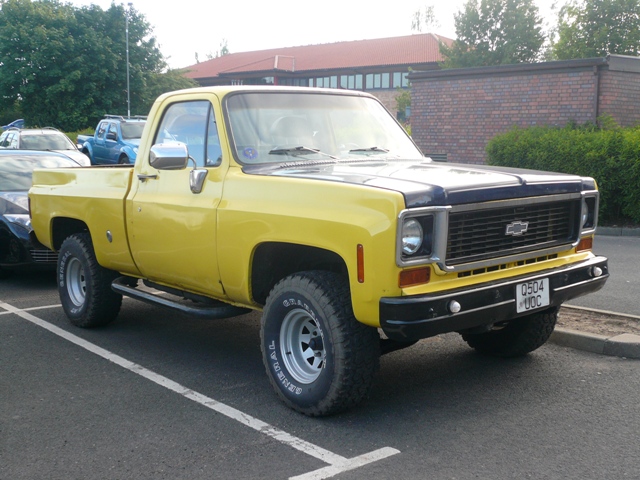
[77,115,146,165]
[29,86,609,416]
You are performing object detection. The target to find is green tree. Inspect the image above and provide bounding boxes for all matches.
[395,87,411,126]
[196,38,230,63]
[552,0,640,59]
[142,68,199,108]
[440,0,545,68]
[0,0,194,130]
[411,5,440,32]
[215,39,230,58]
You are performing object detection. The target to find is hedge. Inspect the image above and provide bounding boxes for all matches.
[486,123,640,225]
[65,128,94,144]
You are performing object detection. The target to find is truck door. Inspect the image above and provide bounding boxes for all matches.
[105,123,120,162]
[93,121,109,162]
[127,99,226,298]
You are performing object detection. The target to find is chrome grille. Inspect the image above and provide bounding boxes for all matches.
[446,199,580,266]
[29,249,58,264]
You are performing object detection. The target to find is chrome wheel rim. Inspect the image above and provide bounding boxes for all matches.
[280,309,325,384]
[66,257,86,307]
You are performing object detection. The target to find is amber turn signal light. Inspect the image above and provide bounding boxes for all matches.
[576,237,593,252]
[357,244,365,283]
[399,267,430,288]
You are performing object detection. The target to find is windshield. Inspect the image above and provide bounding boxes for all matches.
[226,92,423,165]
[121,122,146,139]
[20,133,76,151]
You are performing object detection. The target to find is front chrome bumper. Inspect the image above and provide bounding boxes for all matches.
[380,256,609,342]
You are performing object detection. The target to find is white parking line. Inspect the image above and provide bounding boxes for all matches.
[0,304,62,315]
[0,301,400,479]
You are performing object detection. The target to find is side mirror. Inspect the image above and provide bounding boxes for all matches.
[107,132,117,141]
[149,143,189,170]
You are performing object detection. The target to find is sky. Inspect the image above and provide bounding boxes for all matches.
[68,0,563,70]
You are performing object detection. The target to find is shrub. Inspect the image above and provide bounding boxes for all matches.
[65,128,94,144]
[486,123,640,225]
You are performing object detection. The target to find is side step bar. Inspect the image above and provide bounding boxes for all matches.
[111,276,252,319]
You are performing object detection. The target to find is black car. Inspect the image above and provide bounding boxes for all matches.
[0,150,81,276]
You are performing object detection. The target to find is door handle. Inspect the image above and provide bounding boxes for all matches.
[137,174,158,182]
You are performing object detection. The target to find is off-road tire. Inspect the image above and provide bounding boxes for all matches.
[58,233,122,328]
[260,271,380,416]
[461,306,559,357]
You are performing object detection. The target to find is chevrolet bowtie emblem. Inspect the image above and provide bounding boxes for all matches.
[505,221,529,236]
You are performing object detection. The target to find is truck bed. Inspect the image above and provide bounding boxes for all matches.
[29,166,138,273]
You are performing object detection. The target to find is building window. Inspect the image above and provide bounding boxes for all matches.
[279,77,311,86]
[243,77,274,85]
[402,72,409,87]
[315,76,331,88]
[391,71,411,88]
[313,74,367,90]
[337,75,365,90]
[365,73,394,90]
[381,73,390,89]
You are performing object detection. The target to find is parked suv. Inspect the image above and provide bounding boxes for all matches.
[0,127,90,166]
[77,115,147,165]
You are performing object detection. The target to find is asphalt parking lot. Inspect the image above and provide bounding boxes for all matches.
[566,235,639,317]
[2,266,639,480]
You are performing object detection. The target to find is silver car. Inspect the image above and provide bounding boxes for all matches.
[0,127,90,166]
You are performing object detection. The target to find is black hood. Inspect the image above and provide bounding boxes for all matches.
[0,191,29,215]
[245,160,594,207]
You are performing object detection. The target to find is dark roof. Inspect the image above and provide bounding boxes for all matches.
[184,33,453,80]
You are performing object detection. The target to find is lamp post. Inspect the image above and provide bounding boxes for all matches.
[125,2,133,117]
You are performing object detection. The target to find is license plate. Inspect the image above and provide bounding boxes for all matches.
[516,278,550,313]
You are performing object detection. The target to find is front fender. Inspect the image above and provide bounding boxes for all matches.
[119,145,137,163]
[81,142,94,163]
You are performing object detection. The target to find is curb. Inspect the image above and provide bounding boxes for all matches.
[550,328,640,359]
[562,304,640,321]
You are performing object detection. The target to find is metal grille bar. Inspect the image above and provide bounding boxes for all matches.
[29,249,58,264]
[446,199,580,265]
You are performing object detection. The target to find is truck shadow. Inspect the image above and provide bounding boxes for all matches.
[32,292,567,435]
[90,302,560,427]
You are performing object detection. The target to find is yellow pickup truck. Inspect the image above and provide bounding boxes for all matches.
[29,86,609,416]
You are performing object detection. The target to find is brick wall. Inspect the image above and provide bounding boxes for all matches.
[410,56,640,164]
[599,70,640,127]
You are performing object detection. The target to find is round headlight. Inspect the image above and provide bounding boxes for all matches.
[402,218,423,255]
[581,201,589,227]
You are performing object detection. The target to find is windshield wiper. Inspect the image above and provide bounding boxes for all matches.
[348,146,390,154]
[269,146,337,159]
